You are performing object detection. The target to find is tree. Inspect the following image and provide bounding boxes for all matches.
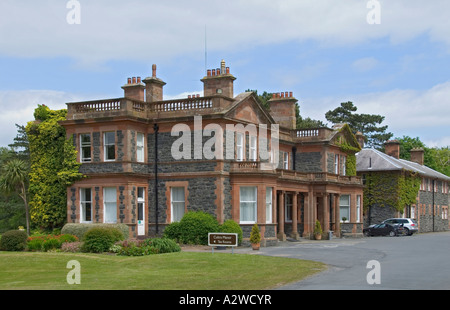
[397,136,450,177]
[428,147,450,177]
[0,159,30,235]
[8,124,30,162]
[325,101,393,149]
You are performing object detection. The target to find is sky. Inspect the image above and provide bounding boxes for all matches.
[0,0,449,149]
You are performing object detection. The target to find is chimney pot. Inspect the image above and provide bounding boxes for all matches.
[226,67,230,74]
[212,69,216,76]
[127,78,131,84]
[137,77,141,84]
[132,77,136,84]
[207,69,211,77]
[289,92,293,98]
[152,64,157,78]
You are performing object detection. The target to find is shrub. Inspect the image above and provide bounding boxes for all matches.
[147,238,181,254]
[61,242,82,253]
[219,220,243,245]
[0,230,28,251]
[58,234,79,243]
[26,236,45,251]
[81,227,120,253]
[162,221,181,241]
[42,237,62,252]
[61,223,129,240]
[249,224,261,244]
[164,211,220,245]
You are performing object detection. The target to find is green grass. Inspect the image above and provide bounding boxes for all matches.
[0,251,326,290]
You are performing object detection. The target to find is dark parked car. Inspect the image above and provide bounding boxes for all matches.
[363,223,404,237]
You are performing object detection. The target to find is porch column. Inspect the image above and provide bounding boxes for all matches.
[322,193,330,233]
[334,194,341,237]
[303,189,314,238]
[291,192,299,240]
[277,191,286,241]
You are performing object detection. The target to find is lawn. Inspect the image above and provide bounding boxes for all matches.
[0,251,326,290]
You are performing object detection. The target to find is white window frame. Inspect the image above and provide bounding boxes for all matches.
[80,188,92,223]
[137,187,145,222]
[171,187,185,223]
[104,132,116,161]
[342,156,347,176]
[80,133,91,163]
[442,207,448,220]
[103,187,117,223]
[340,195,350,222]
[283,152,289,170]
[356,195,361,223]
[240,186,257,224]
[236,132,244,161]
[136,132,145,163]
[266,187,273,224]
[249,135,257,161]
[335,154,339,174]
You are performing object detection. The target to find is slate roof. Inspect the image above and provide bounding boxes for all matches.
[356,148,450,181]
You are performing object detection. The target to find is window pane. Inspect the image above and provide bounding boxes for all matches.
[266,187,272,223]
[104,187,117,223]
[138,187,145,200]
[171,187,185,222]
[104,132,115,160]
[240,187,257,223]
[138,202,144,221]
[137,133,144,162]
[84,203,92,222]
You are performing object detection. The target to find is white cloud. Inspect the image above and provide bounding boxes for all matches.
[0,90,88,147]
[300,80,450,147]
[1,1,450,65]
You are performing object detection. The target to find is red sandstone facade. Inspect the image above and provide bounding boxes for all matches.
[61,61,364,245]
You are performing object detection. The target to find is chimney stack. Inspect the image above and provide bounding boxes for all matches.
[268,91,297,130]
[385,140,400,159]
[143,64,166,102]
[356,131,365,149]
[201,59,236,98]
[410,148,425,165]
[122,76,145,101]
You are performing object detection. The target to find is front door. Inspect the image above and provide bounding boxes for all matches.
[137,187,145,236]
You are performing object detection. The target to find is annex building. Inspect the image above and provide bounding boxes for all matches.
[357,141,450,232]
[60,60,364,245]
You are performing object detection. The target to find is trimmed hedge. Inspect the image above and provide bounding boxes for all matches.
[0,230,28,251]
[61,223,129,240]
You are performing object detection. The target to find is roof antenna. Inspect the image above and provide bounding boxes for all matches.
[204,24,208,75]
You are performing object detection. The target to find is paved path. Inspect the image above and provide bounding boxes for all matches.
[231,231,450,290]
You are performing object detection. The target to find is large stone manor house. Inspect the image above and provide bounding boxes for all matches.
[61,60,364,245]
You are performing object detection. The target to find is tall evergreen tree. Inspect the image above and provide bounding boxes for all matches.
[325,101,393,149]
